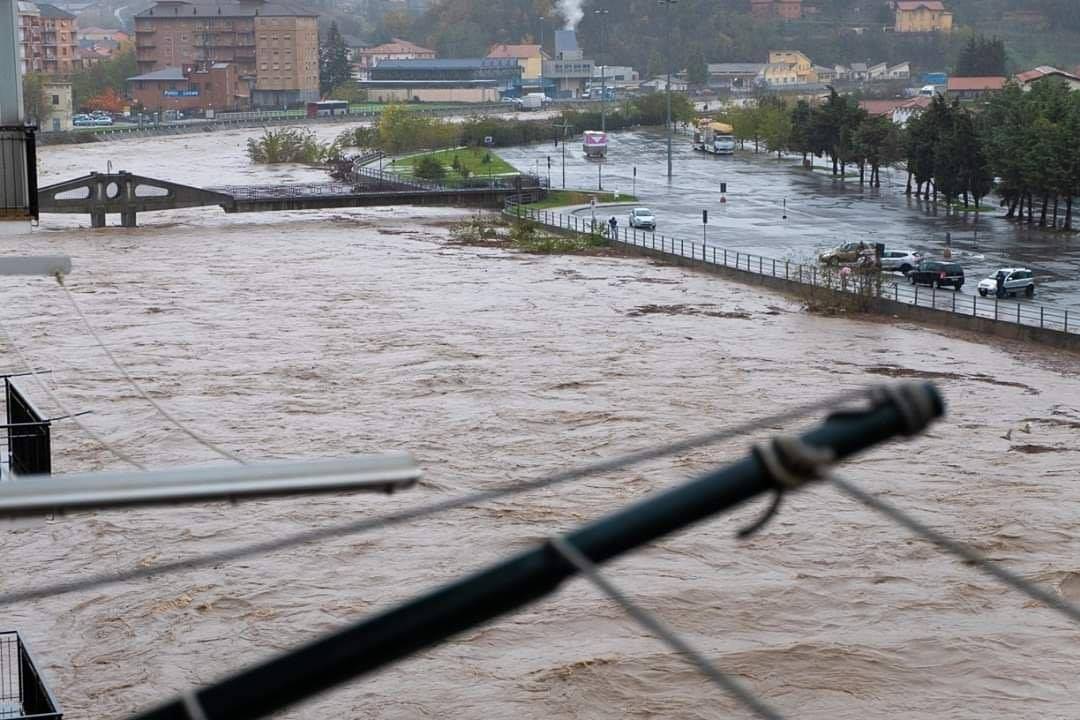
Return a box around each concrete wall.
[365,86,499,103]
[610,240,1080,352]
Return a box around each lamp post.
[594,8,609,132]
[658,0,677,180]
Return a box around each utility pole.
[658,0,677,180]
[538,16,545,88]
[552,118,573,189]
[594,8,609,132]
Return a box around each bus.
[306,100,349,118]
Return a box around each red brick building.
[750,0,802,20]
[128,62,250,112]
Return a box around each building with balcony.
[894,1,953,33]
[133,1,319,108]
[352,37,435,80]
[17,2,80,75]
[763,50,818,87]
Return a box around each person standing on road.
[609,216,618,239]
[996,270,1006,298]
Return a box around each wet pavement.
[497,130,1080,309]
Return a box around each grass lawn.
[389,147,519,183]
[523,190,638,210]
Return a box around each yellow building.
[487,44,547,80]
[764,51,818,86]
[895,1,954,33]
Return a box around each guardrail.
[506,203,1076,337]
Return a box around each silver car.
[628,207,655,230]
[879,250,921,274]
[978,268,1036,298]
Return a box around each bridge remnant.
[37,171,235,227]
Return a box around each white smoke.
[556,0,584,30]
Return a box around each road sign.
[702,209,708,224]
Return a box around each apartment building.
[17,2,80,75]
[134,0,319,107]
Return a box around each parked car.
[908,259,964,290]
[628,207,656,230]
[820,241,874,266]
[72,113,94,127]
[879,250,921,274]
[977,268,1036,298]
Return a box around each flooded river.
[0,126,1079,719]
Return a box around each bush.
[247,128,343,164]
[414,155,447,181]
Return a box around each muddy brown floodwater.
[0,130,1079,719]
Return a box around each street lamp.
[658,0,677,180]
[594,8,609,132]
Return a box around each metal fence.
[508,204,1076,337]
[0,126,37,221]
[2,379,51,478]
[0,632,62,720]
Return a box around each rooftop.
[896,1,947,10]
[947,76,1006,91]
[707,63,766,74]
[36,3,75,18]
[858,96,931,116]
[358,37,435,55]
[135,1,317,18]
[375,58,519,71]
[128,67,187,81]
[1015,66,1080,84]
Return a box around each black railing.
[0,126,37,221]
[3,378,51,477]
[0,632,62,720]
[510,205,1078,337]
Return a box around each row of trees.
[335,93,697,156]
[726,91,907,189]
[984,80,1080,229]
[724,80,1080,230]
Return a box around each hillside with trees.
[396,0,1078,77]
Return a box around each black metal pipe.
[129,383,943,720]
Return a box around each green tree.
[70,44,136,109]
[953,34,1007,77]
[758,102,792,158]
[319,21,351,96]
[853,114,901,187]
[686,47,708,87]
[414,155,447,181]
[21,72,48,126]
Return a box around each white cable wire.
[0,312,146,470]
[548,535,787,720]
[56,277,246,465]
[830,474,1080,626]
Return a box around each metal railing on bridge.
[506,203,1076,337]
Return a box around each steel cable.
[829,474,1080,626]
[0,387,872,607]
[548,535,787,720]
[0,314,146,470]
[55,277,247,465]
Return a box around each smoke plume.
[556,0,584,30]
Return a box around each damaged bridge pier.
[36,169,547,227]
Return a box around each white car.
[978,268,1036,298]
[879,250,921,274]
[628,207,655,230]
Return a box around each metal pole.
[0,0,24,124]
[661,0,676,180]
[129,385,943,720]
[595,8,608,132]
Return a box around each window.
[260,63,268,70]
[51,94,59,104]
[52,118,60,131]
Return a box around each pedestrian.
[840,265,852,291]
[995,270,1006,298]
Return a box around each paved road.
[498,129,1080,309]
